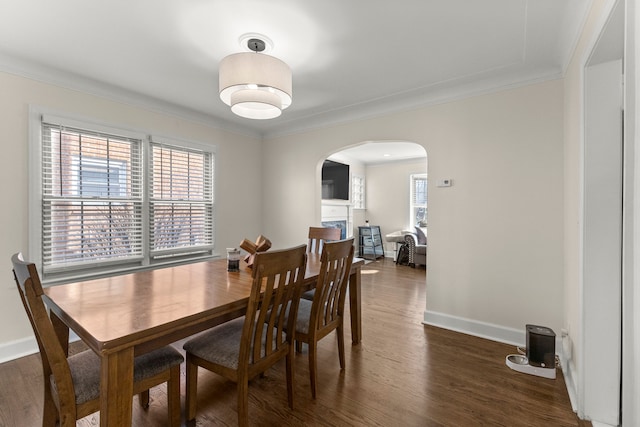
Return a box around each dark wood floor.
[0,258,589,426]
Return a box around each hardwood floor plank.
[1,258,588,426]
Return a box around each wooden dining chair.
[294,238,354,398]
[307,226,341,254]
[11,253,184,427]
[303,226,342,301]
[182,244,308,426]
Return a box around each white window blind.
[41,122,143,272]
[35,111,217,282]
[149,142,214,258]
[410,174,427,228]
[352,174,365,209]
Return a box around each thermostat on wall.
[437,178,452,187]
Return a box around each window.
[33,112,215,282]
[352,174,365,209]
[41,123,144,271]
[149,141,214,259]
[73,157,129,198]
[410,174,427,228]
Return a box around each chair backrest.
[12,253,77,420]
[310,238,355,336]
[241,244,308,368]
[308,227,341,254]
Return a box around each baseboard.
[423,310,526,346]
[423,311,571,357]
[423,310,576,397]
[561,356,579,413]
[0,331,80,364]
[0,336,39,364]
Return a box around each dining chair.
[293,238,354,398]
[11,253,184,427]
[303,226,342,301]
[182,244,308,426]
[307,226,341,254]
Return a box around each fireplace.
[321,220,347,239]
[321,204,351,239]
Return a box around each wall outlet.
[437,178,452,187]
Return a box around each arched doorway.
[318,141,427,262]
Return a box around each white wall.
[0,71,263,360]
[262,79,565,343]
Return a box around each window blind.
[412,175,427,205]
[149,142,214,258]
[352,174,365,209]
[41,122,143,271]
[410,174,427,227]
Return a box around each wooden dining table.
[42,253,364,427]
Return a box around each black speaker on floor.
[526,324,556,368]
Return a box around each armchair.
[404,226,427,267]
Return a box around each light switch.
[437,178,452,187]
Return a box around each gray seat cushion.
[301,289,315,301]
[277,298,313,335]
[57,345,184,405]
[294,299,313,335]
[183,318,246,370]
[183,317,280,370]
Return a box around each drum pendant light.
[219,37,292,120]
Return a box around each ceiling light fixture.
[219,36,292,120]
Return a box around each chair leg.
[185,356,198,421]
[337,324,346,370]
[296,340,303,353]
[286,346,295,410]
[42,386,58,427]
[308,340,318,399]
[168,365,181,427]
[237,378,249,427]
[138,390,150,409]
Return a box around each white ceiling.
[333,142,428,165]
[0,0,590,145]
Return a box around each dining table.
[42,252,364,427]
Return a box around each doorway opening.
[318,141,427,265]
[579,0,623,423]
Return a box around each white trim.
[150,134,218,155]
[423,309,525,346]
[0,336,38,364]
[0,332,80,364]
[28,106,44,267]
[577,1,620,422]
[41,113,146,141]
[424,310,567,370]
[423,310,575,398]
[0,53,259,139]
[562,352,579,412]
[0,51,565,142]
[591,422,617,427]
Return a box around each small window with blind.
[32,111,216,283]
[149,140,214,259]
[352,174,365,209]
[410,173,427,228]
